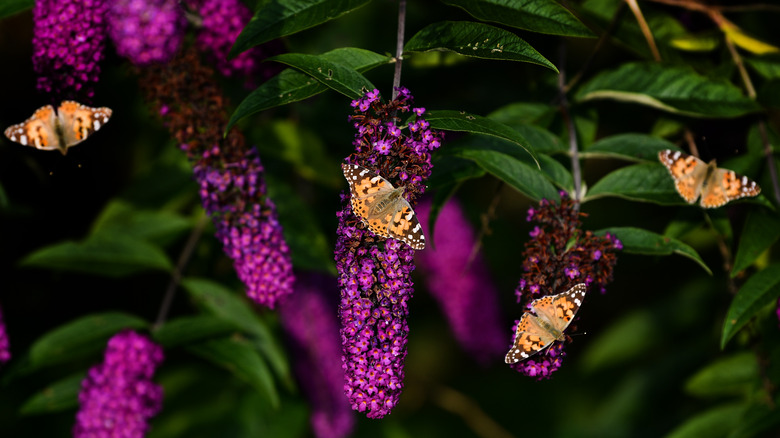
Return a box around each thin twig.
[154,214,209,329]
[558,43,582,205]
[683,129,700,158]
[702,212,738,295]
[625,0,662,61]
[723,35,756,98]
[431,386,516,438]
[646,0,780,14]
[391,0,406,100]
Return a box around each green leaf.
[0,0,32,19]
[404,21,557,72]
[731,209,780,276]
[721,263,780,348]
[685,353,758,398]
[585,163,683,205]
[426,110,539,166]
[91,200,192,244]
[581,310,658,372]
[19,373,84,415]
[595,227,711,275]
[265,53,375,99]
[513,124,566,154]
[453,148,560,201]
[583,133,680,162]
[188,337,279,408]
[428,155,486,190]
[487,101,557,126]
[29,313,148,371]
[227,48,391,132]
[666,403,746,438]
[577,62,761,118]
[20,233,172,277]
[441,0,593,37]
[153,315,238,349]
[230,0,371,57]
[729,394,780,438]
[181,279,292,387]
[745,56,780,80]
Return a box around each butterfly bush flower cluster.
[73,330,163,437]
[335,87,442,418]
[185,0,283,85]
[278,274,355,438]
[142,48,293,308]
[415,198,506,364]
[107,0,186,66]
[511,193,621,379]
[32,0,107,100]
[0,305,10,365]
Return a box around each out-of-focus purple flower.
[107,0,186,66]
[185,0,283,85]
[415,198,506,364]
[336,87,442,419]
[32,0,107,100]
[279,274,355,438]
[73,330,163,437]
[0,305,10,364]
[509,194,620,379]
[141,48,293,308]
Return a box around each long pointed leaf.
[230,0,371,57]
[577,62,761,118]
[721,263,780,348]
[442,0,593,37]
[227,48,391,132]
[265,53,375,99]
[405,21,557,71]
[585,163,683,205]
[596,227,711,275]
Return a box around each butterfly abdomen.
[369,187,404,217]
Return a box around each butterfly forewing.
[505,283,588,364]
[4,105,59,151]
[701,168,761,208]
[658,149,708,203]
[341,163,426,250]
[58,101,112,147]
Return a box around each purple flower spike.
[336,87,443,419]
[32,0,107,100]
[279,274,355,438]
[415,198,506,364]
[107,0,186,66]
[73,330,164,438]
[186,0,283,85]
[0,305,10,365]
[142,48,294,308]
[509,193,620,379]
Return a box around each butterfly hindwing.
[658,149,708,203]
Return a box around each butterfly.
[4,101,112,155]
[658,149,761,208]
[505,283,587,364]
[341,163,425,250]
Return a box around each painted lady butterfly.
[505,283,587,364]
[4,101,112,155]
[342,163,425,250]
[658,149,760,208]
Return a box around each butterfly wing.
[700,167,761,208]
[534,283,587,333]
[658,149,708,204]
[385,200,425,250]
[4,105,60,152]
[505,313,558,363]
[342,163,395,228]
[57,101,112,150]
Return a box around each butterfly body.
[505,284,587,364]
[4,101,112,155]
[342,163,425,250]
[658,149,760,208]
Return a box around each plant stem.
[154,214,208,330]
[391,0,406,100]
[558,43,582,205]
[625,0,662,61]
